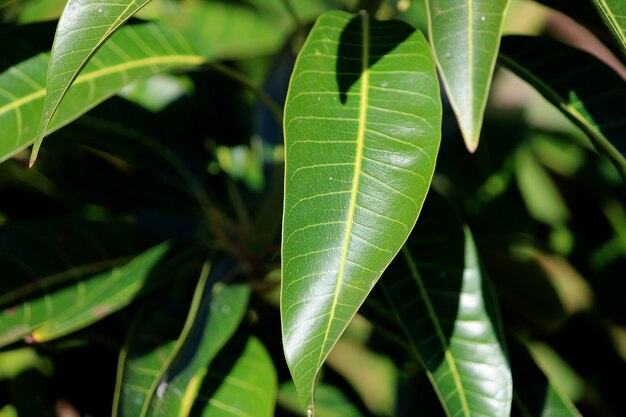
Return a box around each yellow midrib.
[0,54,205,116]
[402,247,471,417]
[597,0,626,44]
[314,10,370,396]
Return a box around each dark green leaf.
[282,10,441,412]
[426,0,511,151]
[380,194,512,417]
[499,35,626,180]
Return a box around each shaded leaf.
[591,0,626,58]
[0,220,165,347]
[281,10,441,411]
[426,0,510,151]
[278,382,366,417]
[191,335,277,417]
[32,0,153,165]
[0,22,205,163]
[380,194,512,417]
[499,35,626,180]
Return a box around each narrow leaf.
[499,35,626,180]
[0,220,173,346]
[426,0,510,151]
[282,10,441,413]
[380,194,512,417]
[31,0,153,166]
[591,0,626,58]
[192,335,277,417]
[0,23,205,163]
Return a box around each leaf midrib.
[595,0,626,48]
[314,10,370,399]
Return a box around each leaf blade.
[591,0,626,58]
[281,10,441,412]
[31,0,153,165]
[426,0,510,151]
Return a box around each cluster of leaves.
[0,1,625,417]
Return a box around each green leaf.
[281,10,441,413]
[508,337,581,417]
[0,220,165,347]
[426,0,511,151]
[31,0,153,166]
[591,0,626,58]
[192,335,277,417]
[0,22,205,163]
[278,382,366,417]
[499,35,626,180]
[380,194,512,417]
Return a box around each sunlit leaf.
[0,220,167,347]
[426,0,511,151]
[281,10,441,412]
[499,35,626,180]
[31,0,153,165]
[380,193,512,417]
[590,0,626,58]
[0,23,206,163]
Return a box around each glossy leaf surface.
[499,35,626,179]
[282,10,441,411]
[426,0,510,151]
[0,23,205,163]
[0,220,166,347]
[380,194,512,417]
[32,0,153,165]
[591,0,626,57]
[115,264,250,417]
[278,382,366,417]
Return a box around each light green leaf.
[193,335,277,417]
[114,260,251,417]
[278,382,366,417]
[380,193,512,417]
[508,337,581,417]
[282,10,441,413]
[591,0,626,57]
[31,0,153,166]
[499,35,626,180]
[0,220,168,347]
[0,23,205,164]
[426,0,510,151]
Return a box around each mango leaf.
[591,0,626,58]
[31,0,153,165]
[508,336,581,417]
[191,335,277,417]
[282,10,441,412]
[426,0,510,151]
[380,193,512,417]
[114,258,251,417]
[0,220,167,347]
[499,35,626,180]
[0,22,205,163]
[278,382,366,417]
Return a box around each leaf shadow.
[336,15,413,104]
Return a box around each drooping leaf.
[31,0,153,165]
[278,382,366,417]
[426,0,511,151]
[380,193,512,417]
[282,10,441,412]
[499,35,626,180]
[0,220,166,347]
[0,22,206,163]
[191,335,277,417]
[508,336,581,417]
[590,0,626,58]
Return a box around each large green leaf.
[278,382,366,417]
[426,0,510,151]
[282,10,441,412]
[380,194,512,417]
[31,0,153,165]
[114,258,250,417]
[0,22,205,163]
[499,35,626,180]
[192,335,277,417]
[0,220,167,347]
[591,0,626,58]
